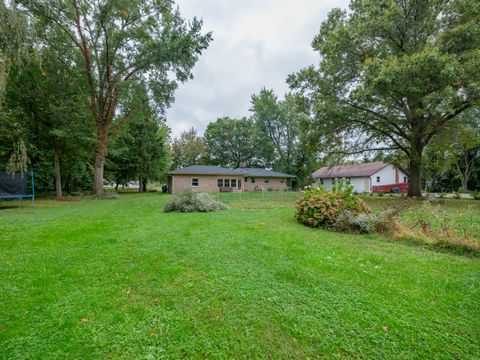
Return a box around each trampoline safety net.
[0,172,28,196]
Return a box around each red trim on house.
[372,182,409,193]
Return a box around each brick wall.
[171,175,244,193]
[243,177,288,191]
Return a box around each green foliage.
[107,82,170,190]
[424,109,480,192]
[0,46,94,194]
[17,0,212,194]
[250,88,317,186]
[164,190,228,213]
[170,127,206,168]
[204,117,257,167]
[295,182,370,227]
[289,0,480,196]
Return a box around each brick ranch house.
[167,165,295,194]
[312,162,409,193]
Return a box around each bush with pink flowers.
[294,182,370,228]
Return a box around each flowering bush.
[294,182,370,228]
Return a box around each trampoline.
[0,171,35,207]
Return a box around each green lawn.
[1,192,479,359]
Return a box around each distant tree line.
[169,88,319,188]
[172,0,480,194]
[2,0,479,197]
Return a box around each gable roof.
[312,162,390,178]
[168,165,295,178]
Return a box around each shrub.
[295,182,370,228]
[164,191,228,213]
[333,211,380,234]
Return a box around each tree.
[2,49,93,199]
[425,109,480,191]
[289,0,480,196]
[170,128,205,168]
[0,2,33,176]
[204,117,257,167]
[107,83,169,192]
[250,89,304,175]
[23,0,212,195]
[0,1,29,105]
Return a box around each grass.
[361,196,480,243]
[1,192,479,359]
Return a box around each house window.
[332,178,336,185]
[192,178,199,187]
[224,179,230,187]
[231,179,237,188]
[264,177,269,183]
[320,178,324,185]
[403,176,407,183]
[346,177,351,184]
[238,180,241,189]
[218,179,223,187]
[251,177,256,184]
[376,176,381,183]
[280,179,285,184]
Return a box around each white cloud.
[166,0,350,137]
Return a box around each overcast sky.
[166,0,350,138]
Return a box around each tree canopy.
[289,0,480,196]
[204,117,257,168]
[21,0,212,194]
[171,127,205,169]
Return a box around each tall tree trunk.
[462,177,468,191]
[53,149,62,200]
[408,141,424,197]
[138,177,147,192]
[93,122,108,196]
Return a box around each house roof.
[168,165,240,176]
[168,165,295,178]
[312,162,390,178]
[235,167,295,178]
